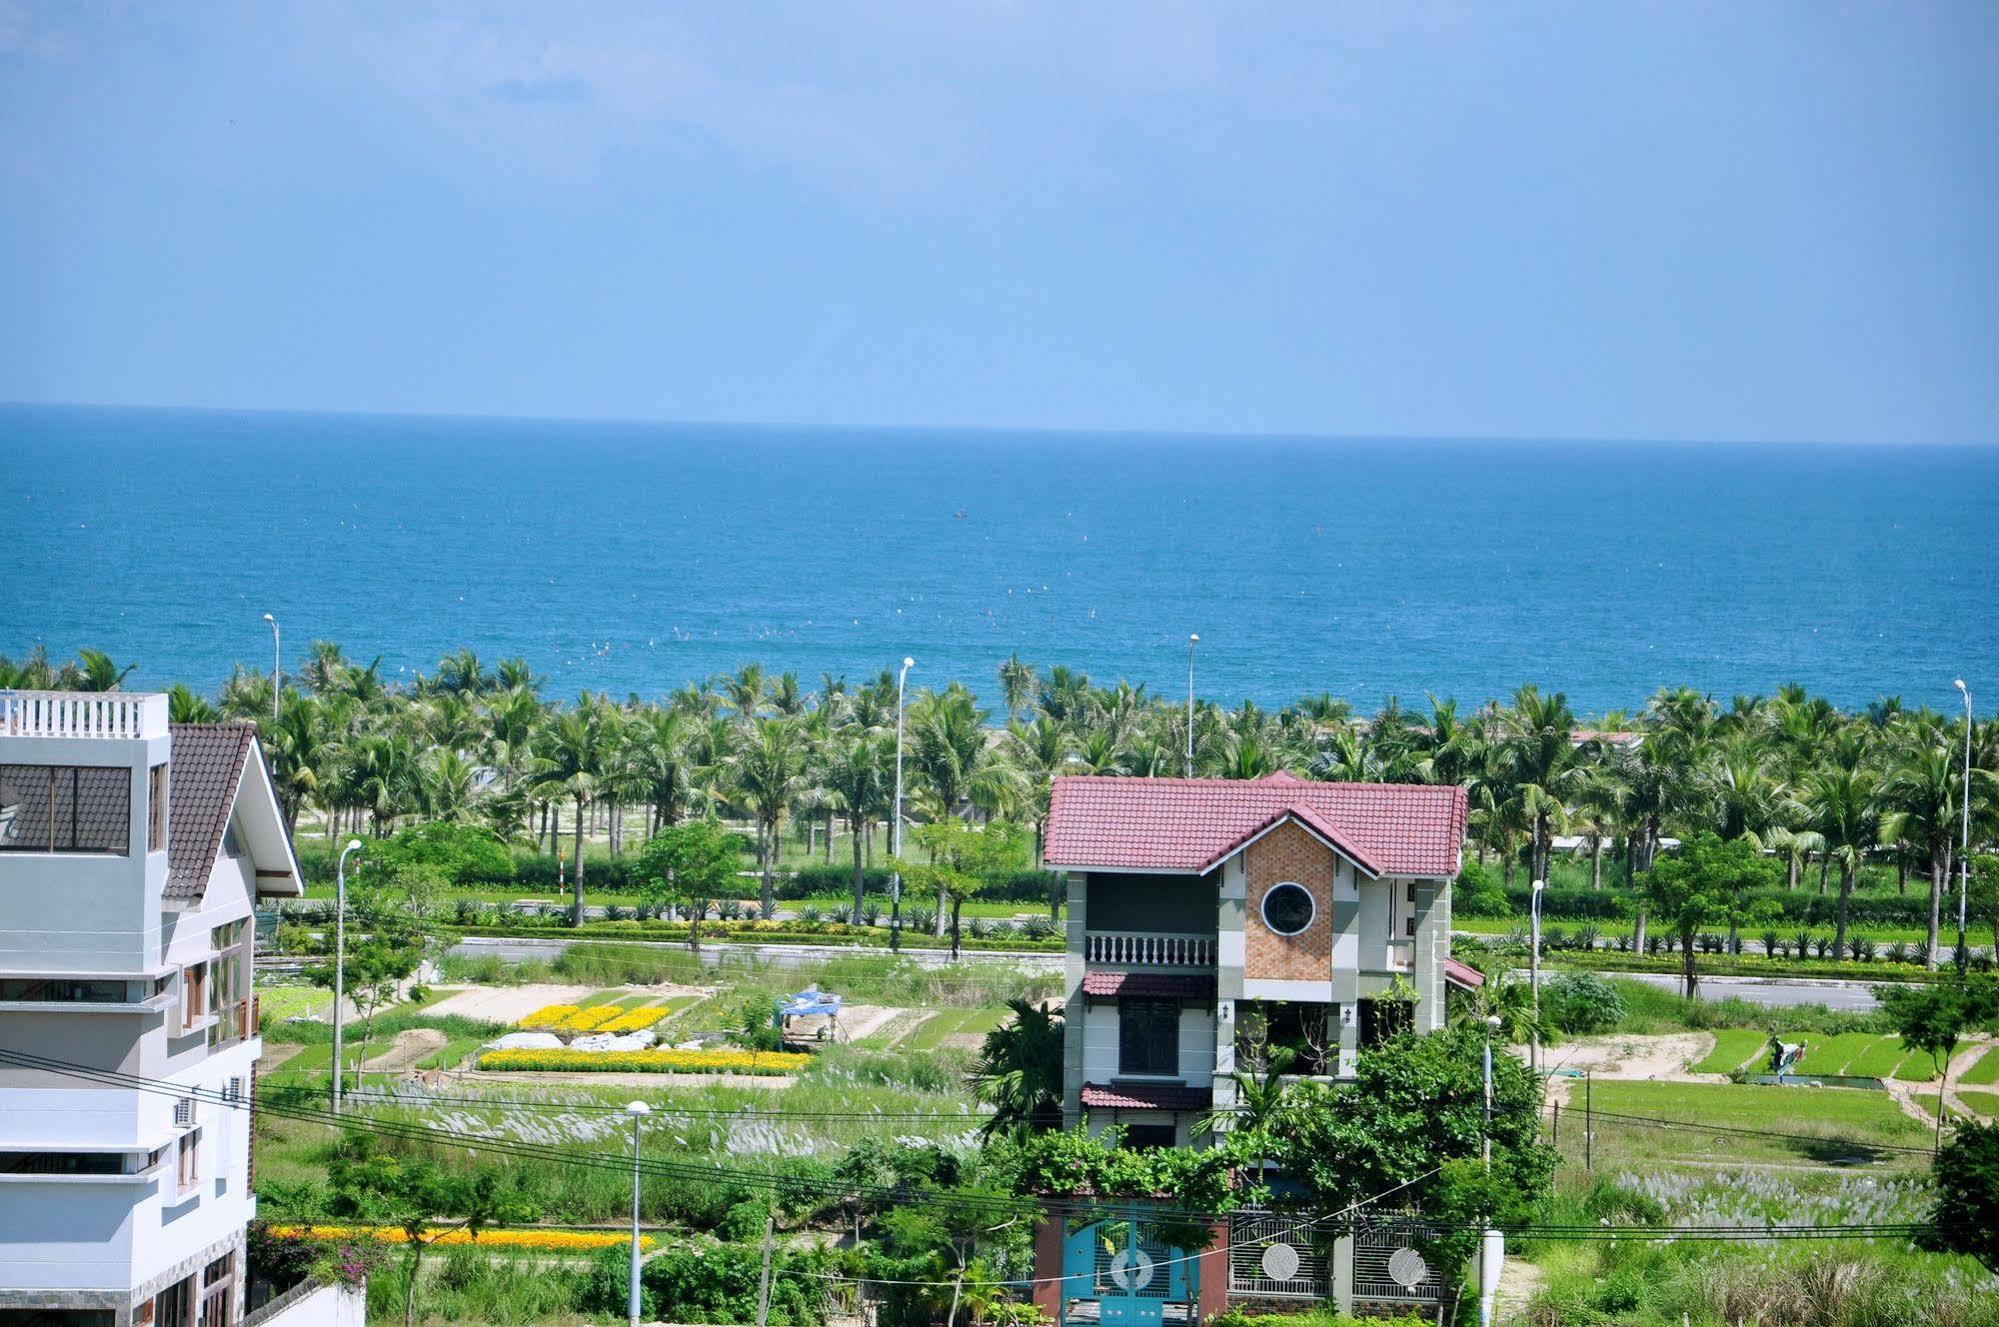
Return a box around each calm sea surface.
[2,404,1995,716]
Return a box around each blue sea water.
[2,403,1995,717]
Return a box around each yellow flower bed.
[597,1007,670,1034]
[268,1224,653,1251]
[559,1005,622,1032]
[476,1047,808,1075]
[517,1004,580,1030]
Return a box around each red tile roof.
[1043,774,1467,878]
[1444,957,1486,990]
[1080,972,1218,1000]
[1080,1082,1213,1112]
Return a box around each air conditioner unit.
[174,1097,195,1128]
[222,1078,243,1103]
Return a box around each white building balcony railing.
[0,691,169,740]
[1085,930,1214,967]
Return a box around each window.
[1358,997,1413,1048]
[0,1150,125,1176]
[1118,1000,1180,1076]
[155,1275,193,1327]
[176,1131,199,1191]
[0,764,130,853]
[149,764,169,852]
[1260,881,1316,936]
[1121,1123,1178,1151]
[1235,1001,1334,1076]
[182,964,208,1030]
[0,978,129,1003]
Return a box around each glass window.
[0,978,129,1003]
[1118,1000,1180,1076]
[1121,1123,1178,1151]
[1260,881,1316,936]
[0,764,130,854]
[149,764,169,852]
[0,1151,125,1175]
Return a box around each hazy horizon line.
[5,396,1995,452]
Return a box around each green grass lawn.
[902,1007,1010,1052]
[257,985,329,1023]
[1958,1089,1999,1118]
[1842,1035,1916,1078]
[1890,1049,1944,1081]
[1792,1032,1885,1076]
[1958,1044,1999,1085]
[1691,1028,1767,1074]
[1564,1079,1932,1172]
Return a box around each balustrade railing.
[0,691,168,739]
[1085,930,1214,967]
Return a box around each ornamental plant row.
[267,1224,653,1251]
[475,1047,808,1074]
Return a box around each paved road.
[1524,968,1883,1012]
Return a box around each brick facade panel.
[1244,821,1333,981]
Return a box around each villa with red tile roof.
[1042,770,1478,1149]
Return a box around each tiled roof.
[164,723,258,900]
[1043,774,1467,878]
[1080,1082,1213,1112]
[1444,957,1486,990]
[1080,972,1218,1000]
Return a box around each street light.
[331,838,362,1115]
[1955,680,1973,974]
[262,614,280,726]
[1529,879,1546,1073]
[625,1100,650,1327]
[1185,634,1199,778]
[890,657,914,954]
[1479,1014,1504,1327]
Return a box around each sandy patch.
[364,1028,449,1073]
[258,1043,306,1071]
[826,1004,899,1044]
[1535,1033,1716,1100]
[424,984,601,1024]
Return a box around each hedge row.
[1462,882,1948,929]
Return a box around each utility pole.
[890,656,913,953]
[1584,1070,1594,1172]
[1185,634,1199,778]
[754,1215,776,1327]
[1955,679,1973,973]
[331,838,362,1116]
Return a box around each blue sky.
[2,2,1995,444]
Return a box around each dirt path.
[1536,1032,1717,1107]
[1495,1253,1544,1324]
[364,1027,448,1072]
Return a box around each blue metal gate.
[1058,1205,1199,1327]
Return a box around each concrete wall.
[1079,999,1216,1088]
[256,1280,367,1327]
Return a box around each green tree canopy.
[1642,830,1779,997]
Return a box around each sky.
[2,2,1996,445]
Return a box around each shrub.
[1452,860,1511,918]
[585,1242,828,1326]
[1542,972,1626,1035]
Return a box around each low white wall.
[254,1280,366,1327]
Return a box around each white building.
[0,692,303,1327]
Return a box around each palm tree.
[73,649,135,692]
[728,717,806,916]
[822,729,892,922]
[530,709,607,924]
[1806,765,1880,960]
[350,732,420,837]
[970,999,1064,1139]
[1501,685,1585,886]
[997,654,1037,720]
[1881,744,1960,970]
[167,682,220,724]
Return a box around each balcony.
[1085,930,1214,967]
[0,691,168,740]
[1386,939,1415,973]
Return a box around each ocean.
[2,403,1994,717]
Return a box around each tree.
[1878,979,1970,1153]
[635,817,738,950]
[327,1133,531,1327]
[1806,765,1881,959]
[1882,744,1963,970]
[969,999,1064,1139]
[306,862,442,1074]
[530,708,606,925]
[1642,832,1778,997]
[822,729,892,923]
[1927,1119,1999,1270]
[729,717,806,917]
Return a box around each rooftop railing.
[0,691,169,740]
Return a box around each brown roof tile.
[1080,1082,1213,1112]
[164,723,258,900]
[1080,972,1217,1000]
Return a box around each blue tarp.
[781,990,842,1019]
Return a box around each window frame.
[1117,999,1181,1078]
[1260,881,1317,937]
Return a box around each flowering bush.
[269,1223,654,1252]
[475,1047,807,1075]
[560,1005,621,1032]
[517,1004,580,1030]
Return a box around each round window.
[1261,881,1316,936]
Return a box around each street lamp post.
[1185,634,1199,778]
[1529,879,1546,1073]
[625,1100,650,1327]
[890,657,913,954]
[331,838,362,1115]
[262,614,280,726]
[1479,1015,1504,1327]
[1955,680,1973,973]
